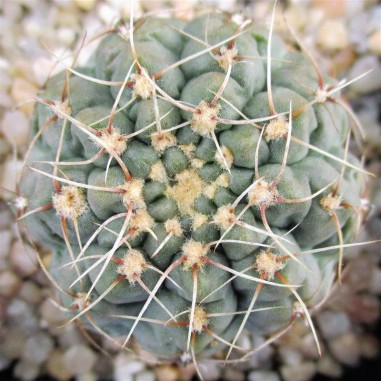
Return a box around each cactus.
[18,7,370,377]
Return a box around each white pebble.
[14,359,41,381]
[329,332,360,365]
[8,299,40,333]
[10,240,39,277]
[281,362,316,381]
[1,110,29,146]
[248,370,281,381]
[278,346,303,366]
[22,332,54,364]
[1,158,23,195]
[135,370,156,381]
[39,298,68,325]
[64,345,97,375]
[316,311,351,340]
[317,19,349,50]
[114,353,145,380]
[97,3,119,25]
[348,55,381,95]
[368,29,381,56]
[58,27,76,46]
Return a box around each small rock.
[0,270,22,297]
[221,367,245,381]
[10,240,39,277]
[10,77,38,115]
[155,364,179,381]
[39,298,68,325]
[248,370,281,381]
[347,55,381,95]
[14,359,40,381]
[317,19,349,50]
[46,349,73,381]
[278,346,303,366]
[17,281,42,304]
[281,361,316,381]
[1,110,29,146]
[135,370,156,381]
[114,353,145,380]
[1,158,23,197]
[199,359,220,380]
[368,29,381,56]
[316,355,343,378]
[316,311,351,340]
[63,344,97,375]
[22,332,54,364]
[329,332,360,365]
[7,298,39,333]
[2,328,27,359]
[0,230,12,260]
[73,0,96,11]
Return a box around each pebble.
[46,349,73,381]
[280,362,316,381]
[316,311,351,340]
[248,335,274,368]
[316,19,349,50]
[278,346,303,366]
[135,370,156,381]
[155,364,179,381]
[10,240,39,277]
[1,158,23,196]
[114,354,145,380]
[39,298,68,325]
[248,370,281,381]
[347,55,381,95]
[73,0,96,11]
[13,359,40,381]
[0,230,12,270]
[199,360,220,380]
[368,29,381,56]
[1,110,29,147]
[316,355,343,378]
[0,270,22,297]
[10,77,38,115]
[7,298,40,333]
[222,367,245,381]
[329,332,360,365]
[16,281,42,305]
[63,344,97,375]
[21,332,54,364]
[1,327,27,359]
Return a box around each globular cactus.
[18,8,370,376]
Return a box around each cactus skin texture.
[20,11,366,369]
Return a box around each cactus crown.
[19,6,369,377]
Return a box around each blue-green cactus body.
[20,12,364,361]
